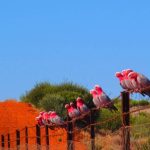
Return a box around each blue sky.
[0,0,150,100]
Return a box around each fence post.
[1,135,4,150]
[90,109,95,150]
[8,133,10,150]
[16,130,20,150]
[121,91,130,150]
[25,127,28,150]
[67,116,74,150]
[45,125,49,150]
[36,124,41,150]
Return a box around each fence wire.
[1,89,150,149]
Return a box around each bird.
[94,85,118,111]
[36,116,44,126]
[36,112,46,126]
[128,72,140,91]
[115,72,128,90]
[65,103,80,119]
[70,102,81,117]
[90,89,101,108]
[76,97,90,114]
[42,112,49,125]
[65,104,73,118]
[121,69,134,90]
[128,71,150,97]
[49,111,65,126]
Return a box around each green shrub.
[20,82,56,107]
[20,82,90,106]
[39,94,65,115]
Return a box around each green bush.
[39,94,65,115]
[20,82,90,106]
[20,82,56,107]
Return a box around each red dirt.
[0,100,87,150]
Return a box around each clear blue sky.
[0,0,150,100]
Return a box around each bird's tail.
[141,90,150,97]
[109,104,118,112]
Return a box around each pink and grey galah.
[115,69,135,91]
[128,71,150,97]
[94,85,118,111]
[76,97,90,114]
[128,72,140,90]
[90,89,101,108]
[48,111,65,126]
[36,112,47,126]
[121,69,134,90]
[70,102,81,117]
[115,72,128,90]
[65,103,80,119]
[36,115,45,126]
[42,112,50,125]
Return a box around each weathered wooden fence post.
[1,135,4,150]
[45,125,49,150]
[16,130,20,150]
[25,127,28,150]
[67,116,74,150]
[36,124,41,150]
[121,91,130,150]
[8,133,10,150]
[90,109,95,150]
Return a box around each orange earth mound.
[0,100,87,150]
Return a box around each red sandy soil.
[0,100,87,150]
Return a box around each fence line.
[1,90,150,149]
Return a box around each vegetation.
[97,108,121,131]
[20,82,92,117]
[130,99,150,107]
[21,81,150,133]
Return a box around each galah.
[128,72,150,96]
[65,104,73,118]
[36,116,44,126]
[36,111,46,126]
[115,72,128,90]
[70,102,81,117]
[94,85,118,111]
[90,89,101,108]
[76,97,90,114]
[47,111,54,125]
[65,104,79,119]
[121,69,134,90]
[128,72,140,90]
[42,112,49,125]
[49,111,65,126]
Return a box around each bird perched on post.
[48,111,65,126]
[35,111,46,126]
[121,69,134,90]
[36,115,44,126]
[90,89,101,108]
[65,102,81,119]
[76,97,90,114]
[128,71,150,97]
[70,102,81,117]
[128,72,140,91]
[115,72,128,90]
[94,85,118,111]
[115,69,134,91]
